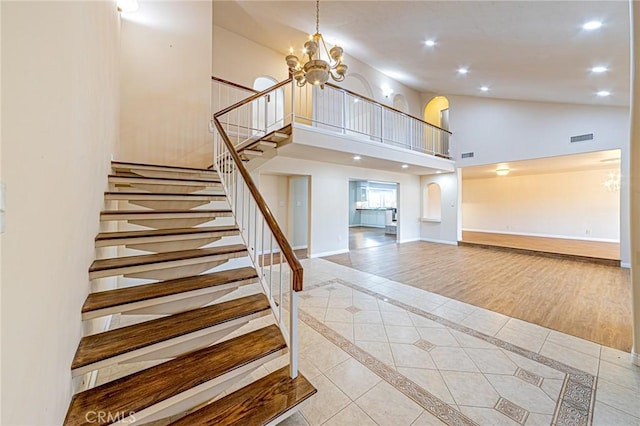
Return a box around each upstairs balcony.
[211,76,454,173]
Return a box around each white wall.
[448,95,631,263]
[289,176,309,248]
[260,174,289,234]
[1,2,120,423]
[462,169,621,241]
[119,1,212,167]
[420,172,459,244]
[256,157,421,257]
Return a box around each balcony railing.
[211,76,452,159]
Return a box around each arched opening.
[252,76,284,135]
[423,182,442,221]
[424,96,450,155]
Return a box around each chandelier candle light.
[285,0,348,88]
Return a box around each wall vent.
[570,133,594,143]
[461,152,474,158]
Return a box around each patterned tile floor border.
[299,278,597,426]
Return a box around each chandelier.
[285,0,347,88]
[603,171,621,192]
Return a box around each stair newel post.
[289,284,299,379]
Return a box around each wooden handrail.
[325,82,452,134]
[213,77,304,292]
[215,78,292,118]
[211,76,259,94]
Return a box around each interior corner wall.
[420,172,459,244]
[1,2,120,424]
[213,25,289,88]
[211,24,424,118]
[255,157,421,257]
[119,1,212,168]
[462,169,621,241]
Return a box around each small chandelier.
[285,0,347,88]
[604,171,621,192]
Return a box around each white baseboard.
[420,237,458,246]
[632,351,640,367]
[310,248,349,258]
[621,262,631,268]
[399,237,420,244]
[462,228,619,243]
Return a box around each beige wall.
[1,1,120,423]
[462,168,621,241]
[119,1,212,167]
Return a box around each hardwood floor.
[324,241,632,351]
[349,226,397,250]
[462,230,620,261]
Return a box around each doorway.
[348,179,398,250]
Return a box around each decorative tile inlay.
[298,309,478,426]
[345,306,362,314]
[414,339,435,352]
[495,397,529,425]
[515,367,543,387]
[299,278,598,426]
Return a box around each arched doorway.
[252,76,284,135]
[424,96,450,155]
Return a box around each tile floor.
[277,258,640,426]
[96,258,640,425]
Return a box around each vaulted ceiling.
[213,1,630,107]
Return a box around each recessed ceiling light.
[480,86,489,92]
[591,66,608,73]
[582,20,602,30]
[353,155,361,160]
[436,171,442,174]
[401,164,409,169]
[496,167,510,176]
[425,39,436,47]
[597,90,611,97]
[457,67,469,75]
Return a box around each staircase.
[65,161,315,425]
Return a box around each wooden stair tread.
[171,367,316,426]
[95,225,238,241]
[82,267,257,314]
[112,161,220,174]
[65,325,286,426]
[72,293,269,371]
[109,174,221,184]
[89,245,246,272]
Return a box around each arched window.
[423,182,442,221]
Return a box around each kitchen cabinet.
[358,209,388,228]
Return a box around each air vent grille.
[461,152,474,159]
[570,133,594,143]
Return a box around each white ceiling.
[461,149,621,179]
[213,1,630,107]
